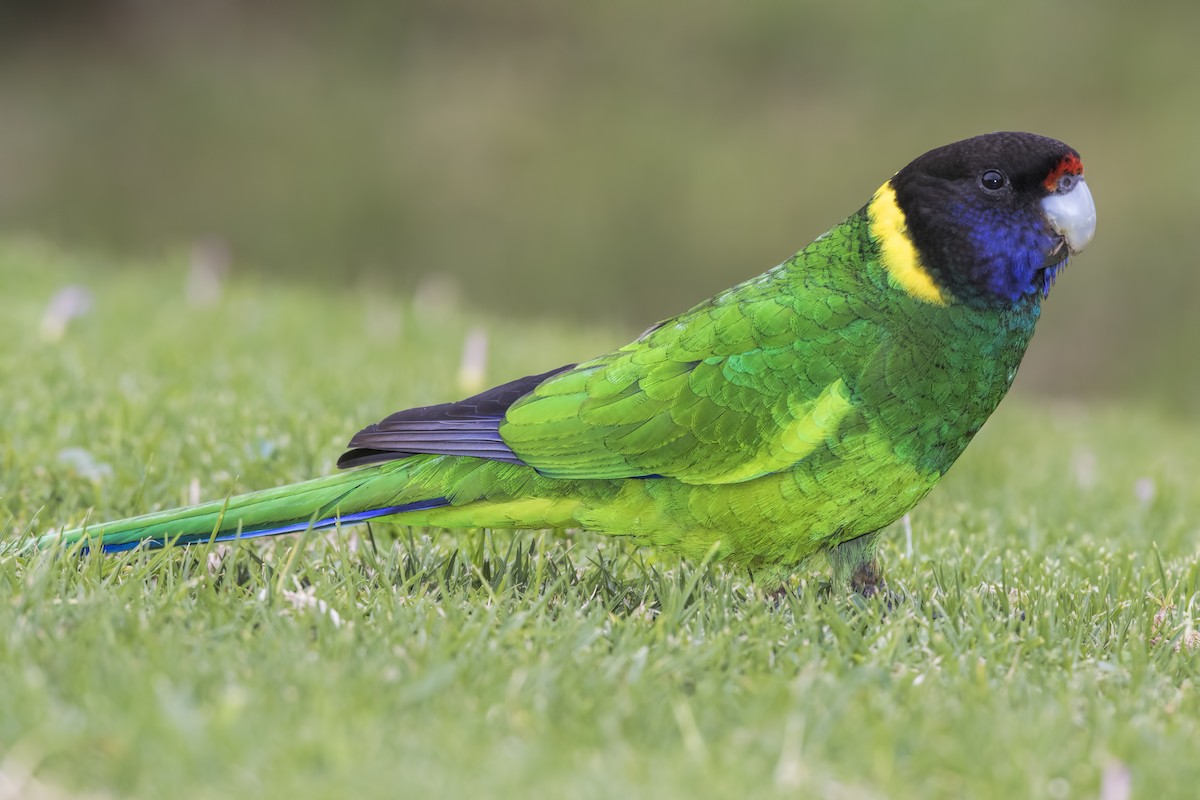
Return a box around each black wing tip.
[337,449,394,470]
[336,364,576,470]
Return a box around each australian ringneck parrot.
[35,132,1096,594]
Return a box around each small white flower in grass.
[1099,761,1131,800]
[56,448,112,482]
[185,237,230,308]
[1134,478,1156,505]
[40,285,93,341]
[1150,604,1200,653]
[1072,449,1097,489]
[206,545,232,576]
[458,326,489,393]
[275,584,345,628]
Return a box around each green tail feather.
[35,461,450,553]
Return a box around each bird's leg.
[829,533,886,598]
[750,564,797,603]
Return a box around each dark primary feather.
[337,365,574,468]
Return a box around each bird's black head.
[871,132,1096,307]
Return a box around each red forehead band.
[1043,153,1084,191]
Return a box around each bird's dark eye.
[981,169,1007,191]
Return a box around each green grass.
[3,239,1200,799]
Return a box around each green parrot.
[38,132,1096,595]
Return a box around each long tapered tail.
[35,461,450,554]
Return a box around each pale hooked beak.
[1041,175,1096,264]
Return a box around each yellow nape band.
[868,182,950,306]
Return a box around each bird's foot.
[827,535,905,610]
[749,564,799,605]
[849,557,885,598]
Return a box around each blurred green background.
[1,0,1196,408]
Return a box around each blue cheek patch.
[955,205,1057,302]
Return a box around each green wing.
[500,263,878,484]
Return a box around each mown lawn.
[2,241,1199,799]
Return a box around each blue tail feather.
[95,497,450,554]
